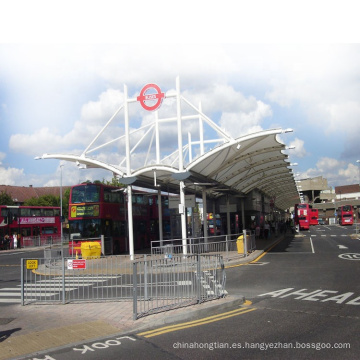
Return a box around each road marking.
[337,245,348,249]
[0,292,23,296]
[0,252,26,256]
[310,237,315,253]
[339,253,360,260]
[0,275,120,304]
[137,307,257,338]
[258,288,360,305]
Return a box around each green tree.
[102,176,125,187]
[0,190,15,205]
[24,191,70,220]
[24,195,59,207]
[62,188,70,219]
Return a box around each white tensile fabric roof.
[39,129,299,211]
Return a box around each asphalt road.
[0,248,46,305]
[13,224,359,359]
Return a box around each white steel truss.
[36,77,299,257]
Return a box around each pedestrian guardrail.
[133,254,226,319]
[151,230,256,260]
[20,253,226,320]
[21,235,66,249]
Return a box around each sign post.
[137,83,165,111]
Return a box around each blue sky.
[0,1,359,190]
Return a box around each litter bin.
[236,235,244,254]
[81,241,101,259]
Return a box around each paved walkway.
[0,234,285,360]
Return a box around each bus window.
[31,208,41,217]
[42,227,57,234]
[43,208,54,216]
[20,208,31,216]
[21,227,31,236]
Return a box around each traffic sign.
[67,259,86,269]
[137,83,165,111]
[26,259,38,270]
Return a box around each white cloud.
[0,152,6,164]
[1,44,360,189]
[265,45,360,141]
[9,128,65,156]
[304,157,359,187]
[288,138,308,158]
[0,166,25,185]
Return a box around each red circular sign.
[137,83,165,111]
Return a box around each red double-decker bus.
[0,205,61,249]
[68,183,170,256]
[294,203,310,230]
[337,205,354,225]
[310,208,319,226]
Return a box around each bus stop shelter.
[36,77,300,258]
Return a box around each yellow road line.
[0,264,20,267]
[225,238,283,268]
[137,307,257,338]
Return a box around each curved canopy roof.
[38,129,299,210]
[36,79,299,211]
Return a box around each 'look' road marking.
[137,306,257,338]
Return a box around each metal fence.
[21,253,226,319]
[151,230,256,261]
[21,235,65,248]
[133,254,226,319]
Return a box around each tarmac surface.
[0,235,284,360]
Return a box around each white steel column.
[176,76,187,254]
[188,132,192,163]
[180,181,187,254]
[155,110,160,163]
[199,102,204,156]
[124,84,134,260]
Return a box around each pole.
[60,164,64,255]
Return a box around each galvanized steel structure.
[36,77,300,258]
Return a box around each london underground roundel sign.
[137,83,165,111]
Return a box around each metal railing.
[21,253,226,320]
[151,230,256,261]
[133,254,226,319]
[20,235,66,248]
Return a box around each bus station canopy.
[38,128,299,211]
[36,79,299,211]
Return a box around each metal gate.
[133,254,226,319]
[21,254,226,319]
